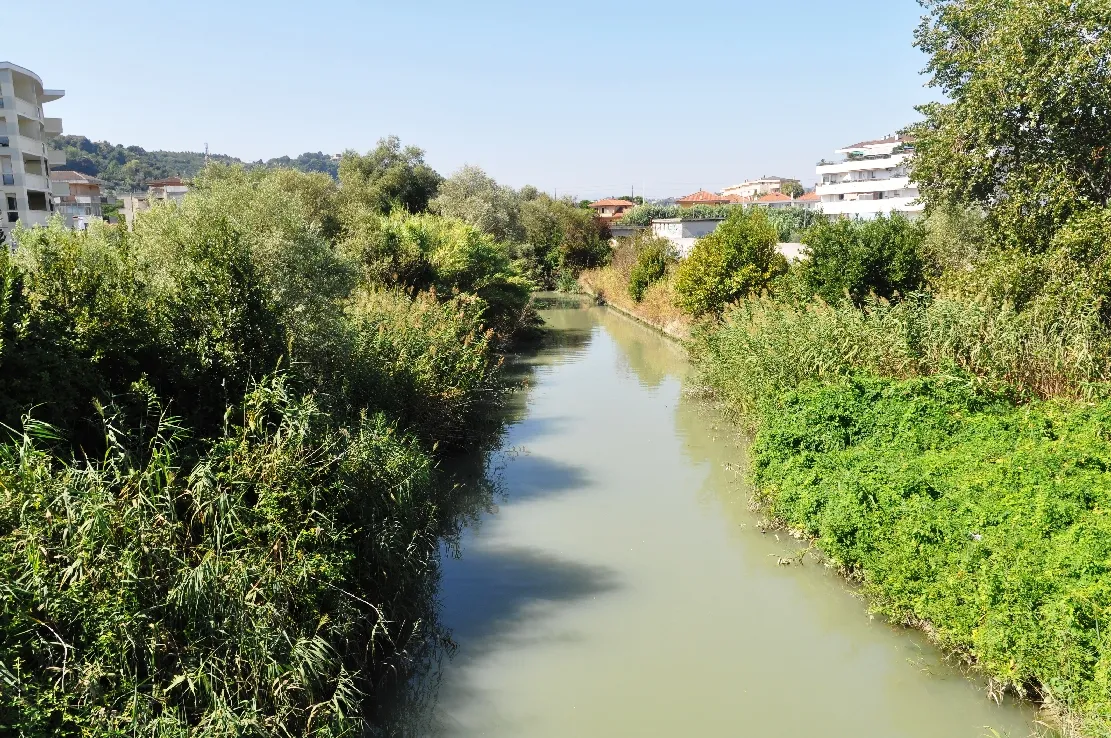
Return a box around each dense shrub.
[753,374,1111,737]
[801,215,928,305]
[690,292,1111,421]
[338,211,532,340]
[627,237,674,302]
[763,206,823,243]
[0,380,440,736]
[0,163,522,734]
[673,207,786,316]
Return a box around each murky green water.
[411,297,1048,737]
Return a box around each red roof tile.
[797,191,820,201]
[147,177,185,187]
[677,190,730,205]
[757,192,793,203]
[589,198,635,208]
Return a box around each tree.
[779,181,804,199]
[801,214,928,305]
[430,165,523,243]
[338,136,442,216]
[673,207,786,316]
[519,195,609,287]
[911,0,1111,250]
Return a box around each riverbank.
[690,303,1111,738]
[578,267,691,340]
[580,265,1107,737]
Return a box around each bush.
[690,292,1111,421]
[753,374,1111,736]
[763,206,824,243]
[0,380,440,736]
[339,211,532,340]
[673,207,786,316]
[627,237,674,302]
[801,214,928,305]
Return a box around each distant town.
[2,60,918,254]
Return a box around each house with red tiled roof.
[588,198,636,220]
[722,177,802,200]
[795,190,821,211]
[753,192,797,210]
[676,190,732,207]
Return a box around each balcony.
[816,177,912,197]
[19,211,50,228]
[51,180,69,197]
[16,135,47,158]
[815,153,909,175]
[47,148,66,167]
[817,195,924,218]
[23,173,50,192]
[14,97,42,120]
[44,117,62,135]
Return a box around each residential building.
[120,177,190,227]
[51,170,106,230]
[814,136,922,219]
[796,190,822,211]
[148,177,189,204]
[721,176,800,200]
[753,192,797,210]
[0,62,65,240]
[650,217,723,257]
[676,190,732,207]
[588,198,635,222]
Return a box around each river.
[400,295,1049,737]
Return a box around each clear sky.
[6,0,936,198]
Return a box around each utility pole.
[204,142,209,164]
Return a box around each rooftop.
[147,177,186,187]
[51,170,105,186]
[797,191,820,202]
[589,198,635,208]
[757,192,793,203]
[677,190,731,205]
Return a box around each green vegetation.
[673,207,786,317]
[628,236,675,302]
[57,134,342,191]
[0,160,534,734]
[433,165,609,289]
[800,215,928,305]
[752,375,1111,732]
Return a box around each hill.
[55,135,340,192]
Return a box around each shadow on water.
[373,297,604,734]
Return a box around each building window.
[0,137,7,147]
[6,213,15,223]
[5,195,14,210]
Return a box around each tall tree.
[338,136,442,216]
[911,0,1111,249]
[430,165,523,243]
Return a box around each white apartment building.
[814,136,922,219]
[721,176,799,200]
[0,62,65,240]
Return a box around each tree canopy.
[911,0,1111,249]
[338,136,442,216]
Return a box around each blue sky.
[7,1,936,198]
